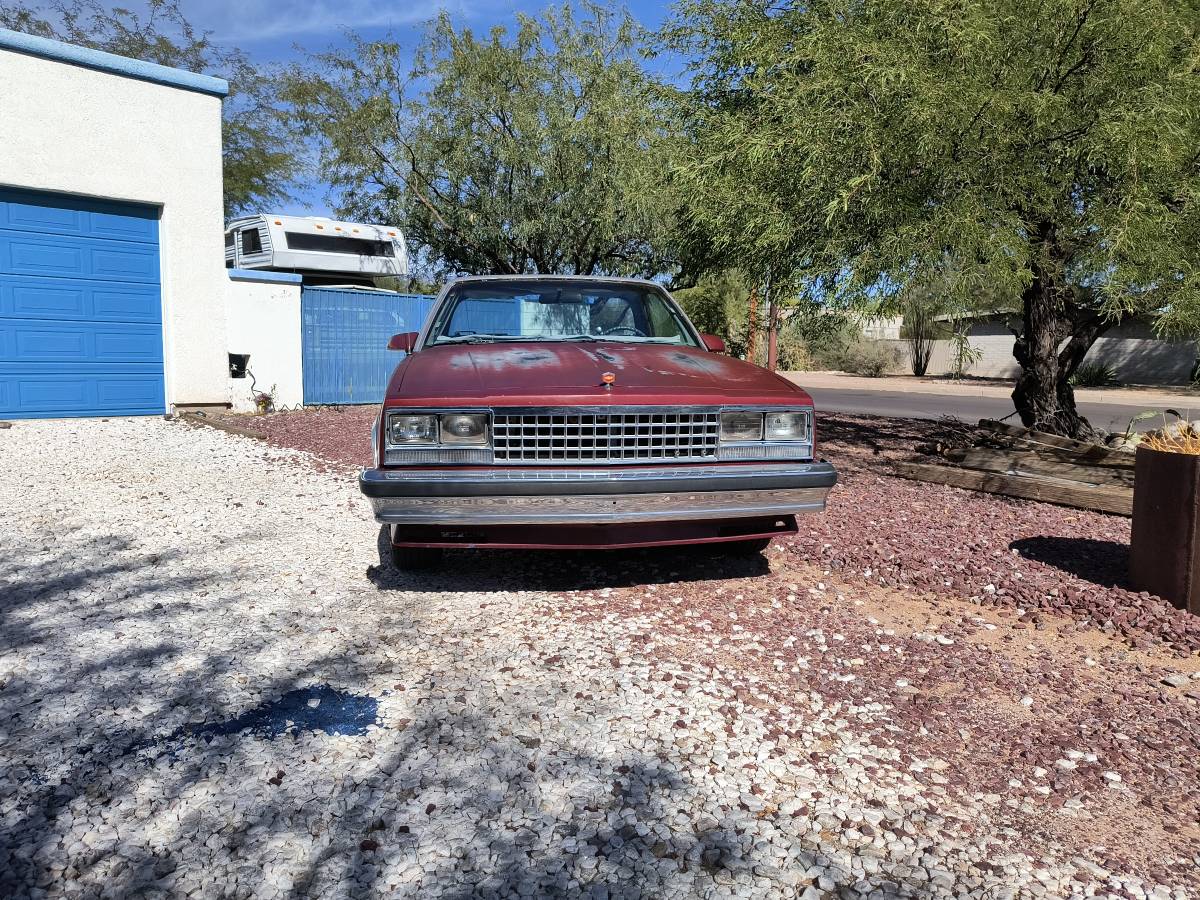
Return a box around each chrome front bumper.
[359,462,837,525]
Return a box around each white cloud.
[190,0,463,43]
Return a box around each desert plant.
[946,325,982,378]
[775,327,812,371]
[824,340,900,377]
[900,295,943,376]
[253,384,277,415]
[1142,426,1200,455]
[1139,410,1200,454]
[1069,362,1120,388]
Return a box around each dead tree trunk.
[746,286,760,365]
[766,288,780,371]
[1010,225,1117,440]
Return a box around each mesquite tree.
[285,3,676,279]
[665,0,1200,437]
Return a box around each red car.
[359,276,836,569]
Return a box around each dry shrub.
[1142,420,1200,455]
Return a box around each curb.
[178,411,267,441]
[786,373,1200,410]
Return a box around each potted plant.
[1130,420,1200,614]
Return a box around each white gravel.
[0,417,1191,899]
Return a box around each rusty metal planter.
[1130,446,1200,614]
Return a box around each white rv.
[224,214,408,284]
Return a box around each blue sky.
[184,0,673,59]
[181,0,676,214]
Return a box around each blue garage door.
[0,188,164,419]
[302,287,436,405]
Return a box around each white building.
[0,28,235,418]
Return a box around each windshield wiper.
[436,334,520,345]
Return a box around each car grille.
[492,409,721,464]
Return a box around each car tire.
[390,545,444,571]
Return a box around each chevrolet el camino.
[359,276,837,569]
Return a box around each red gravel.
[555,567,1200,885]
[210,406,1200,654]
[210,406,376,471]
[806,415,1200,656]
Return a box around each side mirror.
[701,333,726,354]
[387,332,418,352]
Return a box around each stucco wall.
[224,274,303,412]
[878,320,1197,384]
[0,47,229,407]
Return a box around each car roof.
[446,274,664,290]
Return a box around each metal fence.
[300,287,436,405]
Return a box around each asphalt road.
[807,386,1176,433]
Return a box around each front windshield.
[426,280,700,347]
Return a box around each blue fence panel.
[301,287,436,405]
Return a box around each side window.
[240,228,263,255]
[646,296,683,339]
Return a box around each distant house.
[861,315,902,341]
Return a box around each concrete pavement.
[783,372,1200,433]
[785,371,1200,408]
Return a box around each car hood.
[385,342,813,407]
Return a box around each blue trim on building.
[0,28,229,97]
[228,268,304,285]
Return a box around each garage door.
[0,188,164,419]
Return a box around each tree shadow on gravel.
[276,702,708,899]
[818,411,950,455]
[367,526,771,593]
[1009,536,1131,589]
[0,531,364,897]
[266,681,913,899]
[1,531,945,899]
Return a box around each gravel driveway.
[2,417,1198,899]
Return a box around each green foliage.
[666,0,1200,314]
[673,270,751,344]
[1070,362,1121,387]
[284,4,676,278]
[948,328,984,379]
[0,0,302,216]
[773,300,864,371]
[672,271,859,370]
[664,0,1200,432]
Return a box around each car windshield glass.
[427,280,700,347]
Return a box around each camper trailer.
[224,214,408,285]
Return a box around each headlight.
[720,411,764,442]
[389,414,437,444]
[764,411,809,442]
[440,413,489,445]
